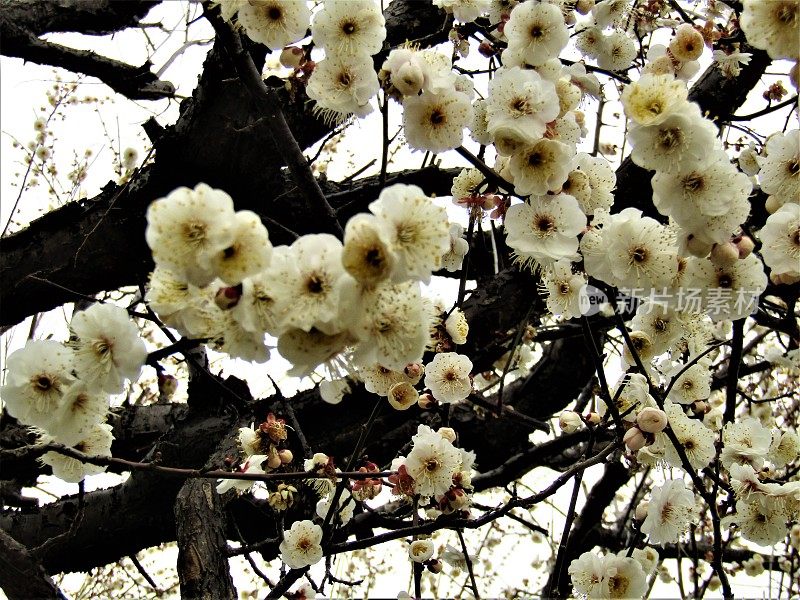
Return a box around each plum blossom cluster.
[1,303,147,482]
[390,425,476,516]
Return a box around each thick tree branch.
[0,9,174,100]
[0,528,60,600]
[0,0,159,37]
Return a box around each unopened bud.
[214,285,241,309]
[404,362,424,383]
[427,559,443,574]
[635,500,649,521]
[267,452,282,470]
[280,46,305,69]
[636,407,668,433]
[278,449,294,464]
[736,236,755,259]
[409,539,435,563]
[686,234,712,258]
[575,0,595,15]
[559,411,583,434]
[789,61,799,91]
[564,11,577,25]
[708,576,721,591]
[765,195,782,214]
[692,400,709,414]
[478,41,496,57]
[437,427,457,443]
[418,392,437,410]
[710,242,740,266]
[624,427,647,452]
[585,412,601,425]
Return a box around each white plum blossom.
[596,31,637,72]
[721,417,774,470]
[350,281,430,371]
[47,382,109,446]
[562,153,616,215]
[342,213,397,285]
[760,130,800,209]
[207,210,272,286]
[441,222,470,273]
[39,423,114,483]
[722,496,790,546]
[71,303,147,395]
[403,88,473,153]
[628,103,718,173]
[409,539,435,562]
[485,67,559,155]
[444,308,469,345]
[307,53,380,123]
[568,551,648,599]
[368,184,451,284]
[311,0,386,57]
[237,0,311,50]
[508,138,573,196]
[1,340,75,433]
[641,479,697,545]
[542,259,587,319]
[279,520,324,569]
[621,74,689,127]
[759,202,800,279]
[216,454,267,495]
[740,0,800,60]
[505,193,586,271]
[502,1,568,67]
[424,352,473,404]
[404,425,462,497]
[145,183,236,287]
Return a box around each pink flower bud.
[280,46,305,69]
[710,242,740,266]
[624,427,647,452]
[636,407,668,433]
[278,449,294,464]
[418,392,437,410]
[585,412,601,425]
[214,285,241,310]
[736,236,755,259]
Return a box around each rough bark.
[175,479,237,600]
[0,528,60,600]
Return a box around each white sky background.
[0,0,795,598]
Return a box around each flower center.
[527,151,543,167]
[559,282,570,295]
[776,2,798,25]
[298,537,312,551]
[788,159,800,175]
[34,375,53,391]
[717,273,733,288]
[534,215,555,233]
[307,274,325,294]
[630,246,648,263]
[342,21,356,34]
[338,72,352,87]
[183,221,207,243]
[267,6,282,20]
[654,318,668,332]
[659,127,682,150]
[512,97,530,114]
[682,173,705,193]
[365,247,384,268]
[530,25,543,39]
[425,458,440,472]
[429,109,446,126]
